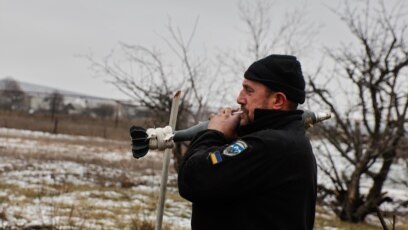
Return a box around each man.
[178,55,316,230]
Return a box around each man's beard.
[239,107,250,126]
[240,98,270,126]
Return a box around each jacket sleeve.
[177,129,286,203]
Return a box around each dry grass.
[0,110,152,140]
[315,216,408,230]
[0,178,182,229]
[0,126,187,229]
[314,205,408,230]
[316,220,381,230]
[1,111,406,230]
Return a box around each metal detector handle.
[173,121,209,142]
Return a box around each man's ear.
[270,92,287,110]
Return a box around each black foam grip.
[130,126,149,158]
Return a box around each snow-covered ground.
[0,128,406,229]
[0,128,191,229]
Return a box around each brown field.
[0,111,407,229]
[0,110,153,140]
[0,120,186,229]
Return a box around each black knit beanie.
[244,54,305,104]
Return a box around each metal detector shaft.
[155,91,181,230]
[172,110,331,142]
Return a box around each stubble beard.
[239,107,250,126]
[240,98,270,126]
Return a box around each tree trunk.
[354,149,397,220]
[339,166,364,222]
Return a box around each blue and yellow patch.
[209,151,223,165]
[222,140,248,157]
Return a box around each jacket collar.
[237,109,303,136]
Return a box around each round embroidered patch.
[222,140,248,157]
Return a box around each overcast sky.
[0,0,352,100]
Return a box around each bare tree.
[85,0,320,171]
[0,78,26,111]
[220,0,319,81]
[240,0,318,59]
[44,91,64,119]
[86,20,225,171]
[309,0,408,223]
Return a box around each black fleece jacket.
[178,109,317,230]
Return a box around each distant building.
[0,77,147,119]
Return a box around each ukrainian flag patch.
[209,151,223,165]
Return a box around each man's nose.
[236,90,245,105]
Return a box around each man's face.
[236,79,274,126]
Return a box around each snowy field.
[0,127,406,229]
[0,128,191,229]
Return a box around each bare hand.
[208,107,241,140]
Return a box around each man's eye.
[243,85,254,94]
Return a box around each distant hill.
[0,77,108,100]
